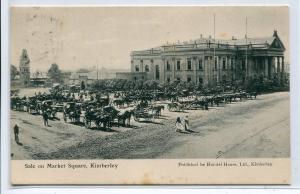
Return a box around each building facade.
[127,31,286,86]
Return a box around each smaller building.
[30,72,48,87]
[68,68,128,88]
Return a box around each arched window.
[198,59,203,70]
[222,58,226,70]
[214,58,218,70]
[198,77,203,84]
[155,65,160,80]
[135,65,139,72]
[145,65,149,72]
[187,59,192,70]
[222,75,227,83]
[177,60,181,70]
[166,61,171,71]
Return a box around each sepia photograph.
[8,6,292,184]
[10,6,290,160]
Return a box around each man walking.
[42,110,49,126]
[13,124,20,144]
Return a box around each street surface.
[10,91,290,159]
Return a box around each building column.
[281,56,285,82]
[272,57,277,78]
[277,57,280,73]
[255,57,258,75]
[203,56,208,86]
[161,59,165,82]
[172,58,176,81]
[264,57,269,77]
[281,57,285,73]
[193,57,197,83]
[216,56,219,84]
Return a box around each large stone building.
[119,31,286,86]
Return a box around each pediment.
[269,37,285,51]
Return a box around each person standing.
[42,110,49,126]
[175,117,183,132]
[13,124,20,144]
[184,115,190,131]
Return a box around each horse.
[117,109,134,126]
[150,105,165,117]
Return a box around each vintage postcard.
[10,6,290,184]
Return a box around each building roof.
[131,31,285,55]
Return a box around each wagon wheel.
[133,115,139,122]
[95,121,101,128]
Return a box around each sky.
[10,6,289,72]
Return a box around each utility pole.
[213,14,218,84]
[245,16,248,80]
[97,64,99,80]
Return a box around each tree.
[47,63,63,83]
[10,65,19,80]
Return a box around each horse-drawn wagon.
[83,108,110,129]
[41,100,58,119]
[133,108,155,122]
[63,102,81,123]
[167,101,184,112]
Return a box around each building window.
[231,58,234,70]
[198,59,203,70]
[135,65,139,72]
[177,77,181,82]
[222,75,227,83]
[242,60,245,70]
[198,77,203,84]
[222,58,226,70]
[155,65,160,80]
[177,60,181,70]
[134,77,137,81]
[167,77,170,82]
[150,59,153,63]
[145,65,149,72]
[215,58,218,70]
[166,61,171,71]
[187,76,192,82]
[131,60,133,65]
[187,60,192,70]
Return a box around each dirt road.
[11,92,290,159]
